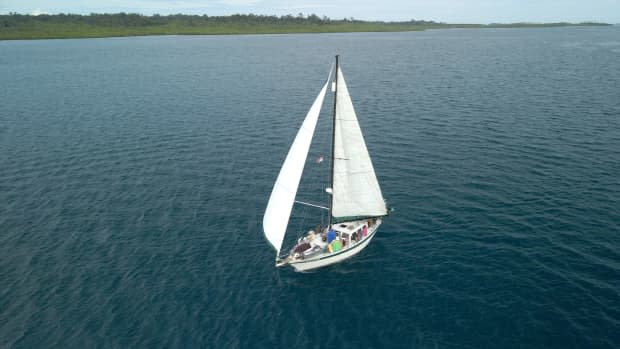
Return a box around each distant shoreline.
[0,13,612,40]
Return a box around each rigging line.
[294,200,329,210]
[292,65,334,244]
[312,62,334,230]
[296,197,309,240]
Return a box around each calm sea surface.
[1,27,619,348]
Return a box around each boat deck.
[278,218,381,270]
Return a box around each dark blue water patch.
[1,27,619,348]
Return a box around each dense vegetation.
[0,13,611,40]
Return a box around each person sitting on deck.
[327,229,337,244]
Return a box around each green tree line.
[0,12,442,28]
[0,13,610,40]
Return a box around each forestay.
[263,71,332,255]
[331,67,387,222]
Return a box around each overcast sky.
[2,0,619,24]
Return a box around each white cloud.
[218,0,262,6]
[31,8,48,15]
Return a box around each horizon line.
[0,11,613,26]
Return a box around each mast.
[329,55,339,227]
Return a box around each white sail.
[263,73,331,255]
[332,67,387,222]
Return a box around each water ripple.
[1,28,620,348]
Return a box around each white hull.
[288,221,380,272]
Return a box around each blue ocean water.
[1,27,619,348]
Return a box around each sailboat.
[263,56,388,271]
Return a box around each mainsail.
[263,71,332,255]
[331,67,387,223]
